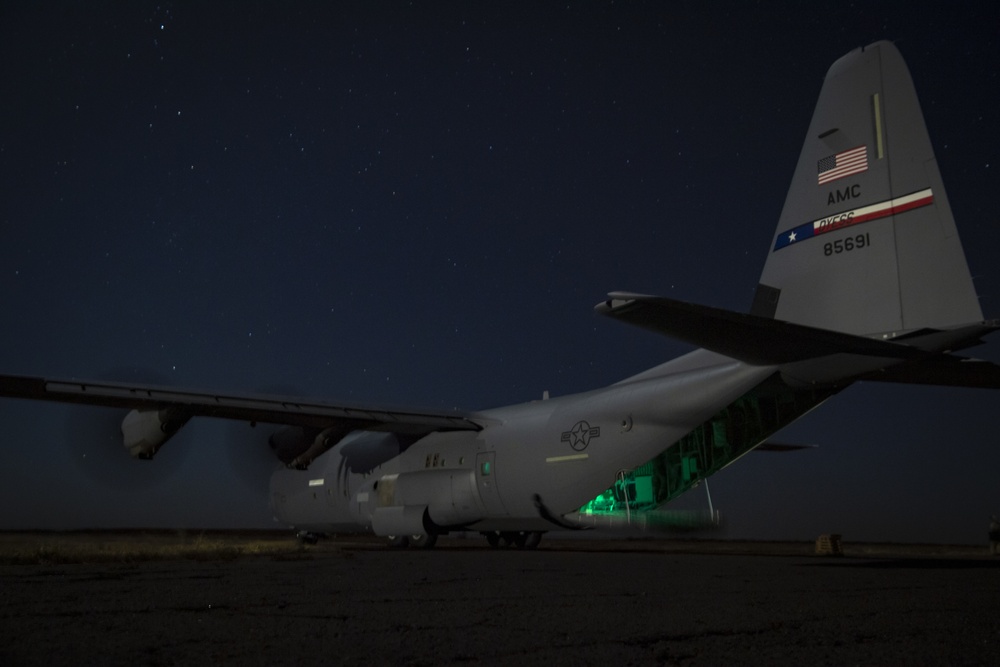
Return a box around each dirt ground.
[1,532,998,665]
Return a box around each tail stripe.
[774,187,934,251]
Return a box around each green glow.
[580,377,836,516]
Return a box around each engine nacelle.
[268,425,353,469]
[120,408,190,459]
[267,425,354,468]
[268,426,317,465]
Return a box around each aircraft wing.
[0,373,483,435]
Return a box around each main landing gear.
[384,531,545,549]
[386,533,438,549]
[481,531,543,549]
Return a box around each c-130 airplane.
[2,41,997,548]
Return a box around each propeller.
[223,384,303,495]
[224,419,284,494]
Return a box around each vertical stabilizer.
[754,41,982,336]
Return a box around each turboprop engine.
[267,425,354,469]
[120,408,191,459]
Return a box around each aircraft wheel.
[296,531,320,545]
[386,535,409,548]
[483,532,501,548]
[498,532,514,547]
[512,532,528,548]
[409,533,438,549]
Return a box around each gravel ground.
[1,535,998,666]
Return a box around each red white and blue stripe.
[774,188,934,251]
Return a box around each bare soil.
[1,531,998,665]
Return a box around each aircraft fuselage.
[270,351,777,536]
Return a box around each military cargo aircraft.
[2,41,997,548]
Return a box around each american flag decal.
[817,145,868,185]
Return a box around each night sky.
[2,2,998,544]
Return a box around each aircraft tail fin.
[754,40,983,336]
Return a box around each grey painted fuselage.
[271,351,776,534]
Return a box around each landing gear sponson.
[384,531,544,549]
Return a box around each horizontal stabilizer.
[755,441,818,452]
[861,356,1000,389]
[596,292,925,365]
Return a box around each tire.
[523,531,543,549]
[408,533,438,549]
[386,535,409,548]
